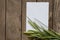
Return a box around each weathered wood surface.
[53,0,60,33]
[0,0,55,40]
[0,0,5,40]
[21,0,36,40]
[6,0,21,40]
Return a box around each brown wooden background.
[0,0,60,40]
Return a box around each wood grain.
[53,0,60,33]
[37,0,54,30]
[0,0,5,40]
[21,0,36,40]
[6,0,21,40]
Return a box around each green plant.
[24,17,60,40]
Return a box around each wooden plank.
[6,0,21,40]
[0,0,5,40]
[21,0,36,40]
[37,0,54,30]
[53,0,60,33]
